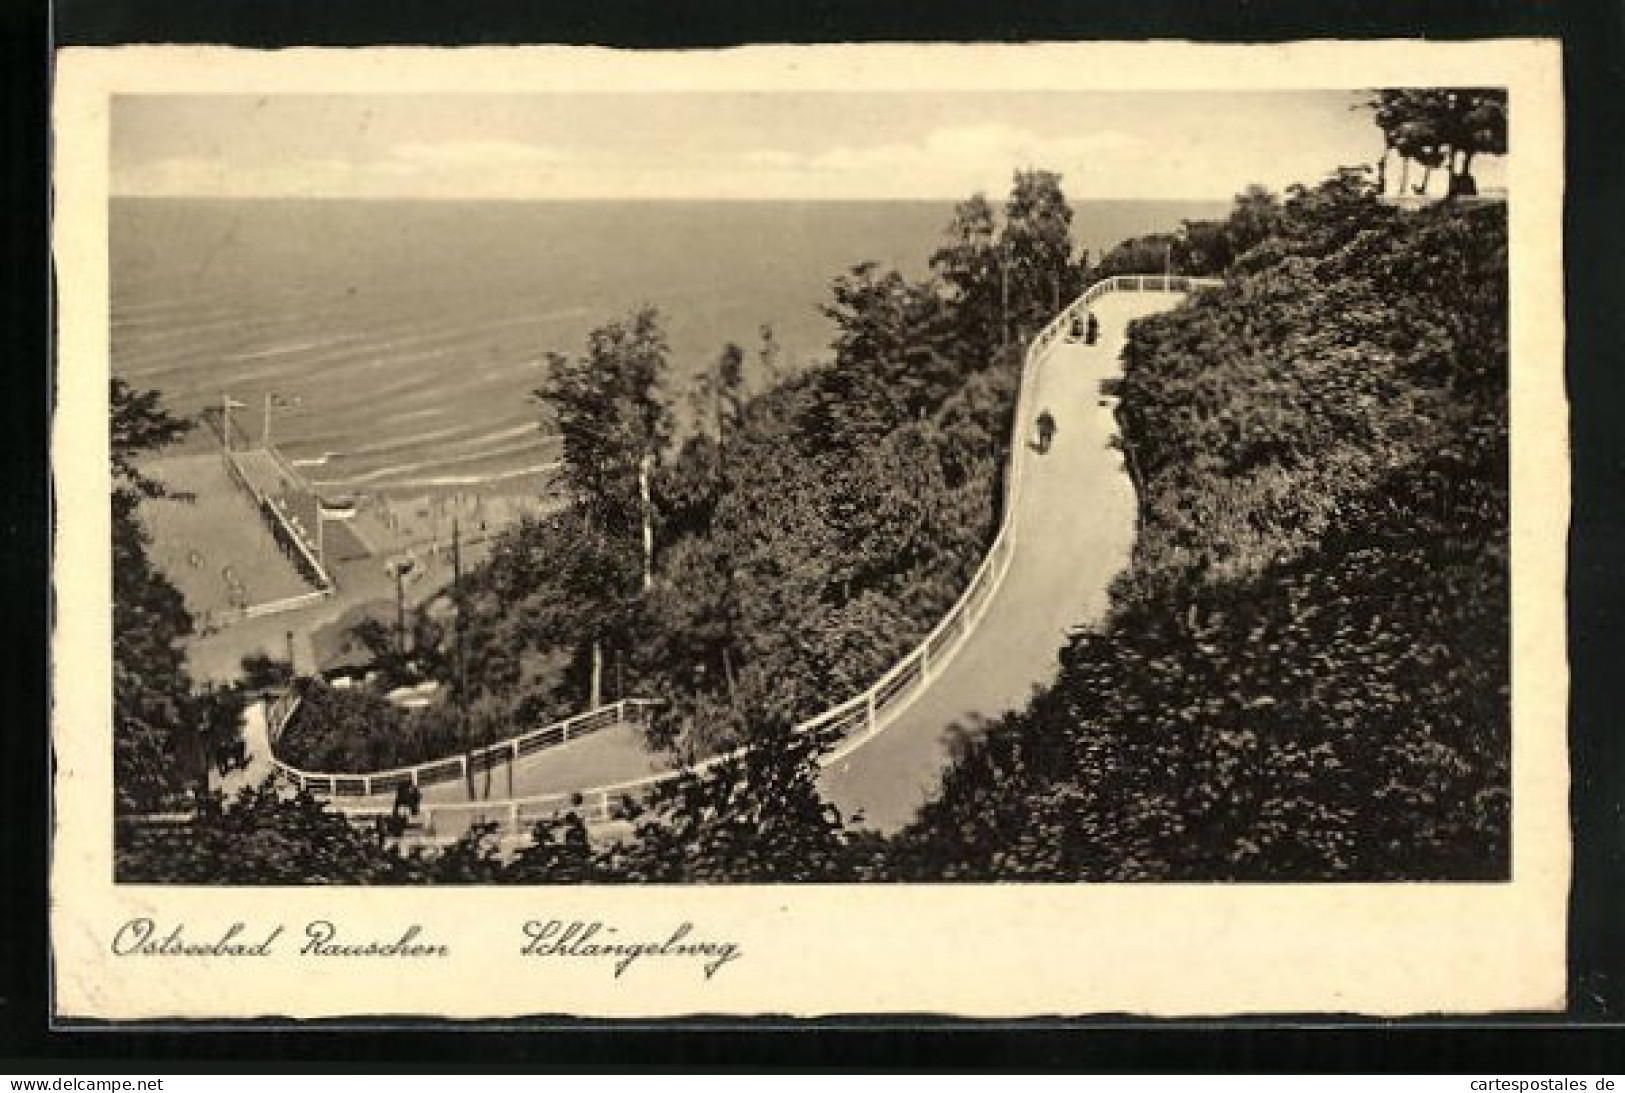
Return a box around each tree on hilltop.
[1368,89,1507,198]
[930,192,1003,360]
[821,261,962,426]
[1002,169,1076,333]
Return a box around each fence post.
[507,801,519,828]
[866,690,877,731]
[921,644,932,681]
[363,776,372,797]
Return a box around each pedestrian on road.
[1036,409,1057,454]
[1086,312,1100,345]
[393,782,422,820]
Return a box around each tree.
[689,342,746,448]
[755,324,788,394]
[672,342,751,709]
[1222,184,1285,258]
[1368,89,1507,198]
[238,651,293,693]
[930,192,1003,359]
[820,262,961,427]
[1092,233,1183,280]
[536,306,674,705]
[111,379,210,813]
[1001,170,1076,333]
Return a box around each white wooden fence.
[267,693,662,798]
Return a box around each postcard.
[51,39,1568,1019]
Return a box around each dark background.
[5,0,1622,1072]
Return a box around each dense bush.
[273,678,476,775]
[116,783,459,883]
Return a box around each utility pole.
[390,559,409,656]
[999,240,1010,349]
[453,518,475,800]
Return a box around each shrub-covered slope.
[886,181,1510,881]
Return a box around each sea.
[111,197,1226,497]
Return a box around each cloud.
[803,124,1144,173]
[729,124,1151,198]
[116,155,372,197]
[389,140,567,168]
[111,108,1368,202]
[114,154,227,194]
[740,149,803,169]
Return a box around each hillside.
[885,177,1511,881]
[118,171,1515,887]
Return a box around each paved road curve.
[817,288,1190,833]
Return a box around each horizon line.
[109,192,1243,204]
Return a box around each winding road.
[818,287,1189,832]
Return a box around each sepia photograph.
[51,41,1568,1019]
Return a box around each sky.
[110,91,1504,202]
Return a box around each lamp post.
[452,518,477,802]
[386,556,415,656]
[999,236,1010,349]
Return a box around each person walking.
[1085,312,1100,345]
[1036,408,1057,454]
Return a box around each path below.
[817,289,1189,833]
[342,720,668,814]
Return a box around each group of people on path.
[1069,310,1101,345]
[372,782,426,843]
[1032,308,1114,454]
[213,736,248,777]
